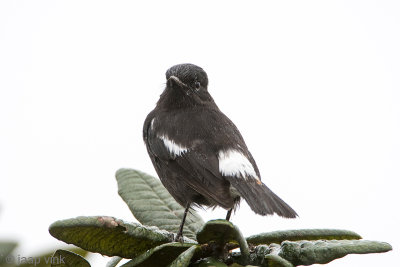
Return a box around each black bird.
[143,63,297,241]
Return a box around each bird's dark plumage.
[143,64,297,238]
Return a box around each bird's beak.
[168,76,188,89]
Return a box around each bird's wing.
[143,110,235,209]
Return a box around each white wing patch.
[159,135,188,156]
[218,149,259,180]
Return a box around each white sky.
[0,1,399,266]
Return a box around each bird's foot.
[174,233,184,243]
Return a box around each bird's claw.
[174,233,184,243]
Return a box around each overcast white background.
[0,1,399,266]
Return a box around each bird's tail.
[229,178,298,218]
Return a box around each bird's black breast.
[145,106,246,152]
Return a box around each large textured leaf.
[196,220,249,263]
[121,243,194,267]
[51,250,90,267]
[246,229,361,245]
[49,216,172,258]
[116,168,204,240]
[278,239,392,266]
[196,220,237,245]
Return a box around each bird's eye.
[194,81,201,90]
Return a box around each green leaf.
[0,241,18,264]
[51,250,90,267]
[167,245,199,267]
[116,168,204,240]
[121,243,194,267]
[196,220,237,245]
[49,216,173,258]
[246,229,361,245]
[196,220,249,263]
[278,239,392,266]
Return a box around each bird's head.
[166,63,209,94]
[158,63,213,108]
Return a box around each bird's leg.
[225,208,233,221]
[175,203,190,242]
